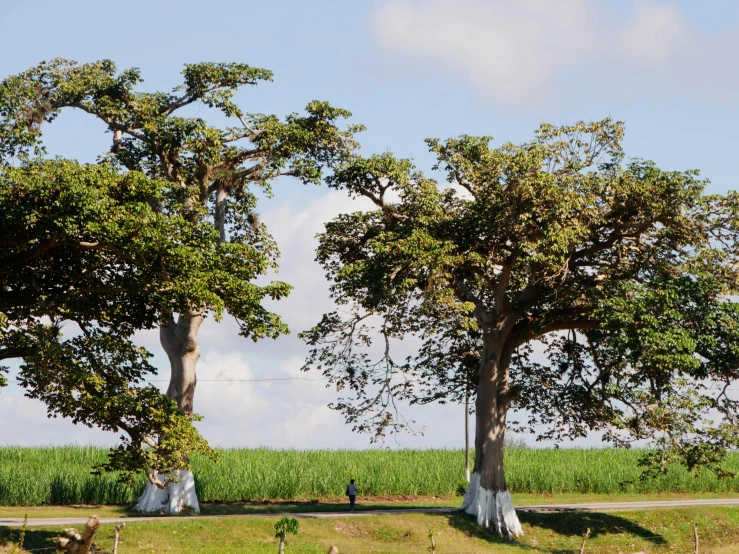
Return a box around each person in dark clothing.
[346,479,357,511]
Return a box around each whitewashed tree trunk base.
[134,470,200,513]
[460,473,522,538]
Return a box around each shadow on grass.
[0,526,59,553]
[520,510,667,543]
[444,510,667,553]
[115,500,351,517]
[124,499,456,517]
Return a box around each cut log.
[56,516,99,554]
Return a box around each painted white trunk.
[134,470,200,513]
[460,472,479,511]
[460,472,522,538]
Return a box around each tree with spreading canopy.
[0,158,216,487]
[0,58,360,512]
[302,120,739,536]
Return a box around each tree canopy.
[0,58,360,345]
[0,58,360,490]
[0,158,216,483]
[303,119,739,534]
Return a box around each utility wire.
[146,377,330,383]
[143,377,739,391]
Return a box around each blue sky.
[1,0,738,449]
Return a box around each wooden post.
[579,528,591,554]
[464,386,470,483]
[113,523,125,554]
[693,523,699,554]
[11,514,28,554]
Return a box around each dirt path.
[3,498,739,528]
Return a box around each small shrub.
[274,517,299,553]
[455,479,468,496]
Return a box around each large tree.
[0,59,360,512]
[0,158,216,487]
[302,121,739,536]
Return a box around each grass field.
[2,446,739,506]
[2,507,739,553]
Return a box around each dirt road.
[2,498,739,528]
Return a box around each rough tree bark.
[460,335,522,538]
[135,311,203,513]
[161,311,203,416]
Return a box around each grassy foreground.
[3,446,739,506]
[2,507,739,553]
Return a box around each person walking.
[346,479,357,511]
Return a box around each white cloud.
[0,382,115,446]
[370,0,739,106]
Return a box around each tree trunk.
[460,337,522,538]
[161,311,203,416]
[135,311,203,514]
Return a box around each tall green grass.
[1,446,738,506]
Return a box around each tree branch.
[0,346,36,361]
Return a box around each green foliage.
[17,327,216,481]
[0,158,217,478]
[513,272,739,477]
[274,517,300,539]
[0,57,360,343]
[0,58,359,484]
[304,119,739,478]
[1,446,739,506]
[455,479,468,496]
[0,160,182,335]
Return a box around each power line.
[142,377,739,390]
[147,376,330,383]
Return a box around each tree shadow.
[196,500,452,516]
[443,509,667,553]
[519,510,667,544]
[0,526,60,553]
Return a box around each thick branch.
[0,346,36,361]
[0,236,60,268]
[509,315,599,350]
[493,248,519,313]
